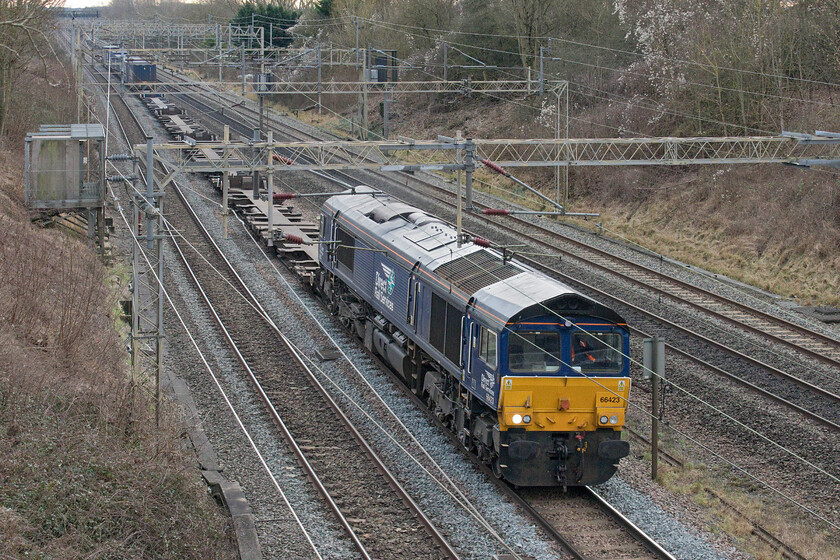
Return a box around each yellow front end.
[498,376,630,431]
[494,375,632,486]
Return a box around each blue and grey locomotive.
[317,187,631,487]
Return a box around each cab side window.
[478,326,497,369]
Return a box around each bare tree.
[0,0,61,136]
[504,0,552,71]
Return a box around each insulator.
[273,153,294,165]
[472,237,492,247]
[283,234,304,244]
[481,158,508,176]
[273,193,296,202]
[106,174,138,183]
[106,153,136,161]
[483,208,510,216]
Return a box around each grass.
[623,413,840,560]
[463,165,840,307]
[578,175,840,306]
[658,462,840,560]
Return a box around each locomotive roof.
[324,188,625,330]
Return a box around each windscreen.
[571,332,623,373]
[508,331,561,374]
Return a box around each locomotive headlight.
[512,414,523,425]
[609,415,619,425]
[599,415,609,425]
[523,415,531,424]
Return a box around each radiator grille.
[435,250,521,294]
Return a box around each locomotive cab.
[492,316,631,487]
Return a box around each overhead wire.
[548,53,839,110]
[87,17,831,532]
[566,80,779,136]
[91,64,532,557]
[83,60,327,560]
[358,15,840,92]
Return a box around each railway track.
[95,63,839,553]
[333,311,679,560]
[519,486,673,560]
[155,68,840,433]
[148,67,840,540]
[87,62,460,560]
[135,67,692,559]
[163,172,456,560]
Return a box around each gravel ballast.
[110,73,830,558]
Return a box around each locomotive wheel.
[491,457,503,479]
[458,431,472,451]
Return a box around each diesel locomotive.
[315,187,631,488]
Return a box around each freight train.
[122,56,157,85]
[313,188,631,487]
[144,72,633,487]
[92,43,158,89]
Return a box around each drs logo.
[374,263,396,311]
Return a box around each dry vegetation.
[657,460,840,560]
[624,411,840,560]
[0,55,234,559]
[579,164,840,305]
